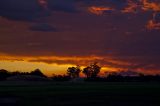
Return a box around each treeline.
[67,62,101,78]
[85,74,160,82]
[1,62,160,82]
[66,63,160,82]
[52,72,160,82]
[0,69,46,81]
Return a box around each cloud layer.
[0,0,160,74]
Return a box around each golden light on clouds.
[122,0,160,13]
[88,6,114,15]
[142,0,160,12]
[122,0,140,13]
[0,54,121,76]
[146,19,160,30]
[86,0,160,30]
[141,0,160,30]
[146,12,160,30]
[0,54,104,64]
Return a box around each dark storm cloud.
[48,0,78,13]
[0,0,45,21]
[0,0,133,21]
[0,0,78,21]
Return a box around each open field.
[0,81,160,106]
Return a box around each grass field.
[0,81,160,106]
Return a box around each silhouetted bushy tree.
[67,65,81,78]
[82,62,101,78]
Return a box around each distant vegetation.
[67,62,101,79]
[1,62,160,82]
[0,69,47,81]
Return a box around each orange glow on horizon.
[0,54,104,64]
[0,60,75,76]
[0,60,118,77]
[0,54,159,76]
[0,54,122,76]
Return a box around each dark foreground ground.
[0,81,160,106]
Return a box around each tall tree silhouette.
[82,62,101,78]
[67,65,81,78]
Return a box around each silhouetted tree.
[67,65,81,78]
[82,62,101,78]
[75,65,81,77]
[83,66,92,78]
[90,62,101,78]
[0,69,10,80]
[30,69,46,77]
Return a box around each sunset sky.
[0,0,160,76]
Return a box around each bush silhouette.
[67,65,81,78]
[82,62,101,78]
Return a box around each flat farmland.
[0,81,160,106]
